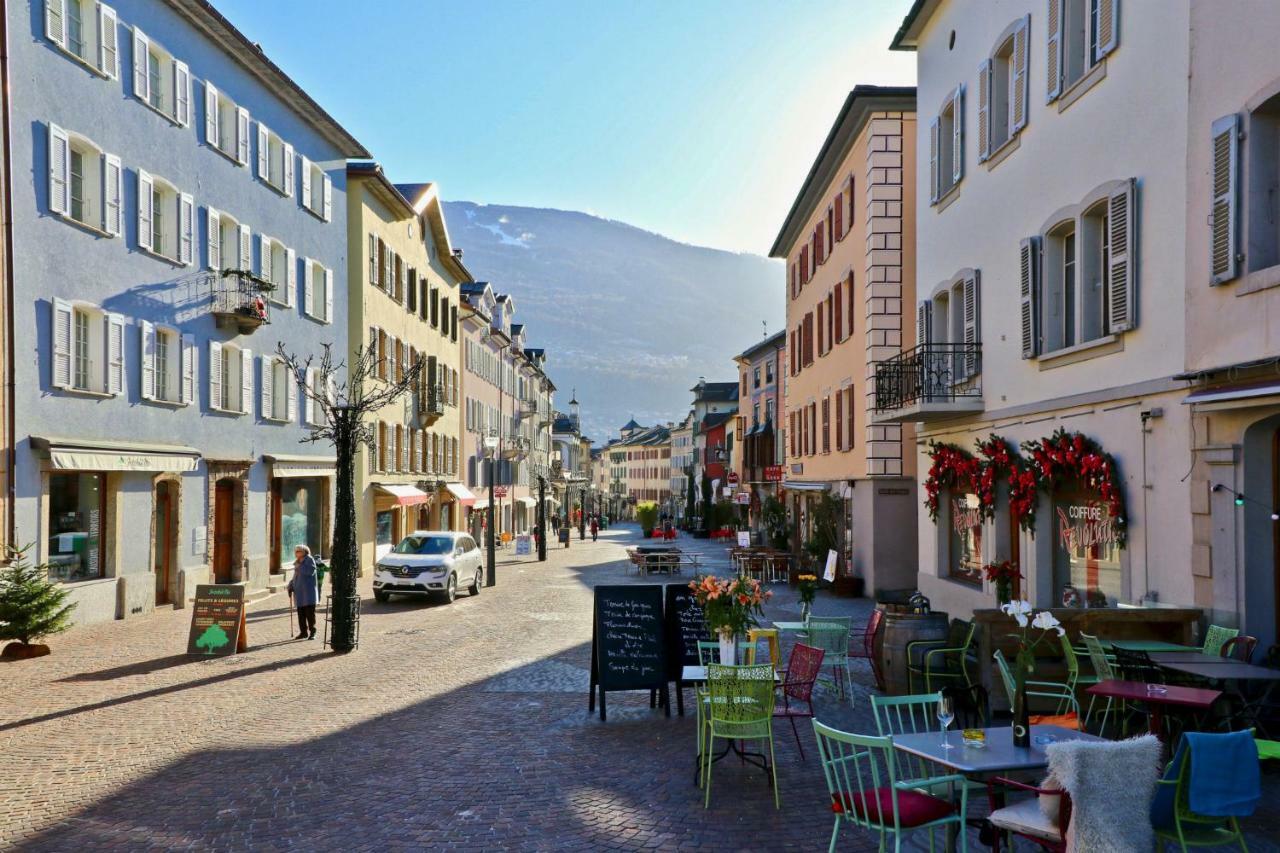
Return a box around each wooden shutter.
[834,280,844,343]
[178,193,194,264]
[1097,0,1119,60]
[256,122,269,179]
[139,320,155,400]
[236,107,250,165]
[1019,237,1041,358]
[137,169,153,252]
[323,267,334,323]
[106,313,125,396]
[98,3,119,79]
[1107,178,1137,333]
[817,302,824,355]
[103,153,122,235]
[239,347,252,413]
[1012,15,1030,133]
[206,207,221,270]
[260,355,273,419]
[833,194,843,241]
[132,27,149,102]
[300,155,312,209]
[204,81,219,146]
[303,259,314,317]
[284,247,296,307]
[929,117,940,203]
[48,123,69,215]
[322,174,332,221]
[45,0,66,47]
[1210,113,1241,285]
[283,143,294,197]
[51,298,72,389]
[1047,0,1063,102]
[835,392,844,452]
[962,271,981,378]
[846,272,856,339]
[174,60,190,126]
[181,333,195,404]
[977,58,992,162]
[846,388,856,452]
[951,85,965,185]
[238,223,251,271]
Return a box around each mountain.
[443,201,782,444]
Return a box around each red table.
[1086,679,1222,740]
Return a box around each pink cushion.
[832,788,956,827]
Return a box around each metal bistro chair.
[1152,733,1256,852]
[872,691,986,805]
[807,617,854,702]
[1058,633,1101,726]
[1080,632,1122,735]
[703,664,779,809]
[747,627,781,670]
[849,607,886,691]
[694,641,756,758]
[1201,624,1240,658]
[1221,635,1258,662]
[773,642,824,758]
[906,618,976,694]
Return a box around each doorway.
[213,479,235,584]
[154,481,174,604]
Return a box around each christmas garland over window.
[975,435,1039,532]
[1021,428,1128,547]
[923,442,979,522]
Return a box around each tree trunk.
[329,411,360,653]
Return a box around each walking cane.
[288,588,295,638]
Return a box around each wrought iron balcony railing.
[873,343,982,413]
[209,269,273,333]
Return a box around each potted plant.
[0,545,76,660]
[635,502,659,537]
[1000,600,1065,747]
[983,560,1022,606]
[761,496,790,550]
[796,573,818,622]
[689,574,771,664]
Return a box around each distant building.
[689,379,739,517]
[732,331,786,533]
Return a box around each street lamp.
[481,432,498,587]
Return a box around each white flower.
[1032,610,1066,636]
[1001,600,1032,628]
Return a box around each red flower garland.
[923,442,979,522]
[1021,428,1128,546]
[975,435,1039,532]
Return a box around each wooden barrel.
[878,611,949,696]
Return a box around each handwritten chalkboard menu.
[664,583,707,717]
[186,584,248,657]
[589,585,668,721]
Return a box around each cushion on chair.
[831,788,955,827]
[989,797,1063,842]
[1038,774,1063,823]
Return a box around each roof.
[735,330,787,363]
[890,0,940,51]
[510,323,524,336]
[393,182,471,282]
[692,381,740,403]
[348,162,415,218]
[621,418,643,431]
[700,412,734,433]
[769,85,916,258]
[165,0,368,157]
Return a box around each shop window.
[47,471,105,582]
[1053,495,1122,607]
[375,509,395,553]
[947,492,983,585]
[277,478,324,568]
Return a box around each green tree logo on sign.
[194,623,230,654]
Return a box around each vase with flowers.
[689,575,771,665]
[1001,600,1065,748]
[983,560,1022,606]
[796,574,818,622]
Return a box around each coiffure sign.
[1056,503,1119,551]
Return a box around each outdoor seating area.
[727,547,791,584]
[625,546,702,575]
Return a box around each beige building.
[347,164,469,565]
[771,85,919,594]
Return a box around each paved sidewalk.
[2,525,1276,851]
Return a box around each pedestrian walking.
[287,544,319,641]
[590,515,599,542]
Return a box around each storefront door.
[213,480,235,584]
[154,481,172,604]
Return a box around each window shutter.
[283,143,294,197]
[131,27,149,102]
[256,122,269,179]
[977,58,992,162]
[181,333,195,404]
[98,4,119,78]
[1019,236,1041,357]
[259,356,274,420]
[286,363,298,422]
[835,392,844,451]
[303,368,316,426]
[206,207,221,270]
[300,156,312,209]
[236,107,250,165]
[51,298,72,389]
[178,193,194,264]
[323,267,334,323]
[917,301,932,347]
[140,319,155,400]
[402,427,410,471]
[240,347,253,414]
[834,280,843,343]
[929,117,940,203]
[834,194,843,241]
[1210,113,1241,285]
[204,81,219,145]
[846,272,856,339]
[257,234,270,281]
[45,0,66,46]
[137,169,154,252]
[106,313,125,396]
[173,60,190,126]
[322,174,332,222]
[1097,0,1119,60]
[238,223,251,271]
[962,271,981,378]
[951,84,964,185]
[303,260,314,317]
[103,153,122,235]
[48,123,69,215]
[1107,178,1137,333]
[1012,15,1030,133]
[284,247,296,307]
[208,340,222,410]
[1046,0,1063,102]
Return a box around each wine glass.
[937,696,955,749]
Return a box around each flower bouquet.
[689,574,772,664]
[796,574,818,621]
[1001,601,1065,747]
[982,560,1022,605]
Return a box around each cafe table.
[1105,639,1201,653]
[1086,679,1221,740]
[770,621,808,633]
[1148,651,1239,666]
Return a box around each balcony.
[209,269,273,333]
[872,343,984,424]
[416,382,447,427]
[516,398,537,420]
[502,435,531,460]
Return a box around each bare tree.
[277,342,424,653]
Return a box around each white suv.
[373,531,483,604]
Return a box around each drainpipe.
[0,0,17,549]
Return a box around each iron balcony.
[872,342,984,424]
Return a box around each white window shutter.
[208,340,222,410]
[51,298,72,389]
[236,107,250,165]
[322,174,332,221]
[1210,113,1241,285]
[98,4,119,79]
[260,356,273,420]
[1107,178,1137,333]
[285,363,297,422]
[132,27,149,103]
[284,247,296,307]
[951,85,964,185]
[368,234,377,285]
[300,156,312,209]
[106,313,125,396]
[1097,0,1119,60]
[1011,15,1030,133]
[48,123,69,216]
[178,193,194,264]
[238,223,251,271]
[323,267,333,324]
[402,428,409,471]
[45,0,66,47]
[102,153,122,235]
[928,117,939,204]
[204,81,219,145]
[303,260,314,318]
[283,143,294,197]
[977,58,992,163]
[206,207,221,269]
[256,122,269,179]
[173,60,190,126]
[181,333,196,404]
[137,168,154,252]
[304,367,317,425]
[962,271,981,378]
[1019,236,1041,358]
[1046,0,1063,102]
[140,319,155,400]
[916,301,932,348]
[240,347,253,414]
[326,375,336,410]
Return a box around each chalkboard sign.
[589,584,668,720]
[665,583,707,717]
[186,584,247,656]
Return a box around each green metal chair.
[702,663,779,809]
[1201,624,1240,658]
[1153,738,1250,852]
[812,720,969,853]
[806,616,853,701]
[872,692,985,802]
[907,619,976,694]
[993,649,1082,729]
[1058,633,1101,725]
[1079,632,1121,735]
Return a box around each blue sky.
[217,1,915,255]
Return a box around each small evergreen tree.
[0,545,76,646]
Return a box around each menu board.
[665,583,706,678]
[589,585,668,720]
[186,584,247,657]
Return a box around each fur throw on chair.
[1047,734,1162,852]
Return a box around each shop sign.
[187,585,247,657]
[1056,503,1119,551]
[733,490,751,505]
[951,498,983,536]
[494,486,508,498]
[764,465,784,482]
[727,471,739,485]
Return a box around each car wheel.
[469,568,482,596]
[374,589,390,604]
[442,573,457,604]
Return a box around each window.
[259,236,295,306]
[930,86,964,203]
[47,472,106,583]
[277,478,325,566]
[947,492,983,585]
[1217,96,1280,282]
[753,366,761,388]
[131,28,188,126]
[260,355,294,422]
[50,300,122,395]
[765,360,774,384]
[206,208,250,272]
[821,398,830,453]
[209,341,250,414]
[978,16,1029,162]
[256,122,294,197]
[47,125,121,236]
[298,156,332,221]
[204,81,249,165]
[407,268,418,314]
[1048,0,1118,102]
[45,0,118,79]
[140,321,192,405]
[1053,495,1122,606]
[920,271,981,381]
[137,171,192,263]
[303,258,333,323]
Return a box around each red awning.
[373,484,432,506]
[444,482,477,507]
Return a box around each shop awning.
[373,483,432,506]
[782,479,831,492]
[31,436,200,472]
[517,496,538,507]
[472,498,490,510]
[444,482,476,506]
[263,453,336,478]
[1183,381,1280,411]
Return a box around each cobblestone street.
[2,525,1277,851]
